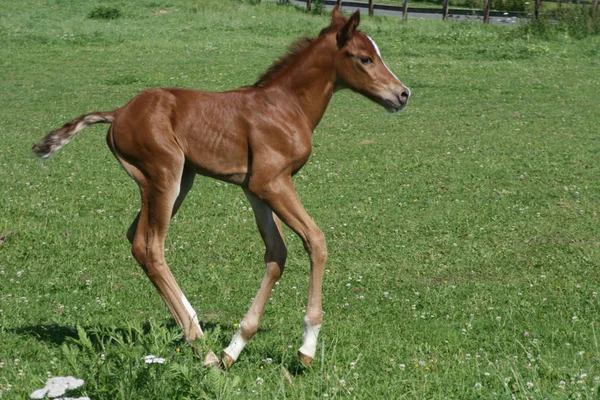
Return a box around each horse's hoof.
[221,351,235,369]
[203,351,220,368]
[298,351,313,368]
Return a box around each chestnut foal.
[33,7,410,368]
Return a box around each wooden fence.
[272,0,599,23]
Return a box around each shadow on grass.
[13,324,79,346]
[13,320,219,347]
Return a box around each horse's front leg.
[221,190,287,368]
[249,176,327,368]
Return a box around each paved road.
[267,0,525,25]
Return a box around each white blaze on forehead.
[366,35,401,83]
[181,293,203,334]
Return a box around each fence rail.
[291,0,599,22]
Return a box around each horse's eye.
[359,57,373,65]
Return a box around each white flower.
[144,355,165,364]
[398,363,406,371]
[474,382,482,390]
[526,381,534,389]
[558,380,566,389]
[256,377,264,385]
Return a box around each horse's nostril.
[398,90,409,105]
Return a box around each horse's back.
[112,87,252,183]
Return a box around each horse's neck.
[277,40,337,131]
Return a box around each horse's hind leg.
[114,151,203,342]
[221,190,287,368]
[127,166,195,244]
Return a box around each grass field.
[1,0,599,398]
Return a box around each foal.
[33,7,410,368]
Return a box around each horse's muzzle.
[384,88,410,113]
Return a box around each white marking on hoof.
[203,351,220,368]
[181,293,203,335]
[223,328,247,362]
[298,316,321,359]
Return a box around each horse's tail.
[32,110,117,160]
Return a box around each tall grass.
[523,6,600,39]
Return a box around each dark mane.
[252,37,316,88]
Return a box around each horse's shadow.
[12,321,221,347]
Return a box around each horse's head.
[327,7,410,113]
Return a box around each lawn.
[1,0,599,398]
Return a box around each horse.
[32,6,410,368]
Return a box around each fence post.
[402,0,409,21]
[337,0,343,7]
[442,0,449,20]
[483,0,490,23]
[307,0,312,12]
[593,0,599,16]
[369,0,374,15]
[534,0,543,19]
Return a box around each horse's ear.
[336,10,360,48]
[331,6,347,29]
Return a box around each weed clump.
[522,7,600,39]
[88,6,122,20]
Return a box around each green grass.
[1,0,600,398]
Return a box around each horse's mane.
[252,36,316,88]
[249,21,342,88]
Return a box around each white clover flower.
[474,382,482,390]
[256,377,264,385]
[144,355,165,364]
[558,380,566,389]
[526,382,534,389]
